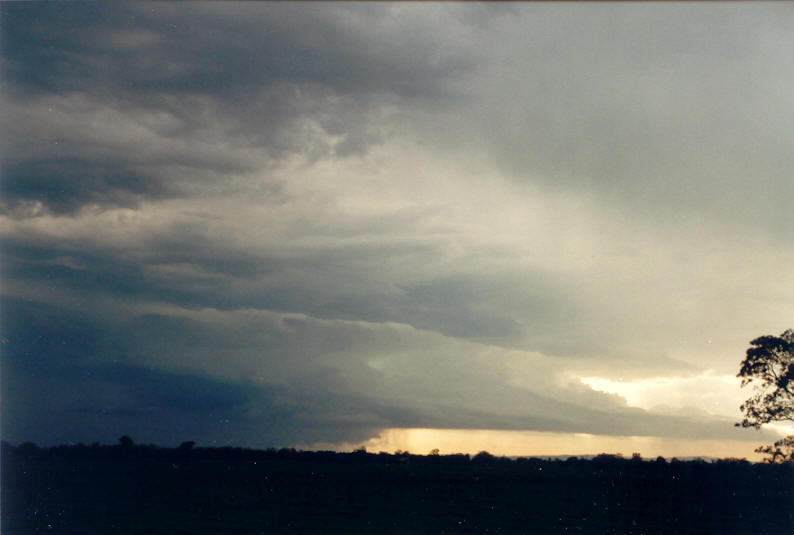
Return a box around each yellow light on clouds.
[579,372,743,416]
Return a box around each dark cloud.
[2,3,791,453]
[1,234,596,357]
[1,293,766,447]
[3,3,479,100]
[1,3,483,214]
[0,296,381,446]
[1,3,110,96]
[1,297,249,445]
[1,158,172,215]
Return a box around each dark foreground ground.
[3,443,793,535]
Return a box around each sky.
[2,3,793,460]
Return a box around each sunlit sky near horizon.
[2,3,793,460]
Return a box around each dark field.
[3,443,793,535]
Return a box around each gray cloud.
[3,3,480,99]
[1,295,766,447]
[2,2,486,215]
[1,158,172,215]
[428,5,794,242]
[2,3,792,451]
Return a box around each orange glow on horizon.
[306,428,768,462]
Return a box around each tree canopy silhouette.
[736,328,794,463]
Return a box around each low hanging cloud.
[1,295,769,447]
[2,3,793,449]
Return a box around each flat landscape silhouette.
[3,440,792,535]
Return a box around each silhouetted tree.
[736,328,794,462]
[179,441,196,451]
[472,450,494,463]
[754,435,794,464]
[119,435,134,448]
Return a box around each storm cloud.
[2,3,792,452]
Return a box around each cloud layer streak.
[2,3,792,451]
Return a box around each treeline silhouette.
[3,440,793,535]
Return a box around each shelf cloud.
[2,3,792,453]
